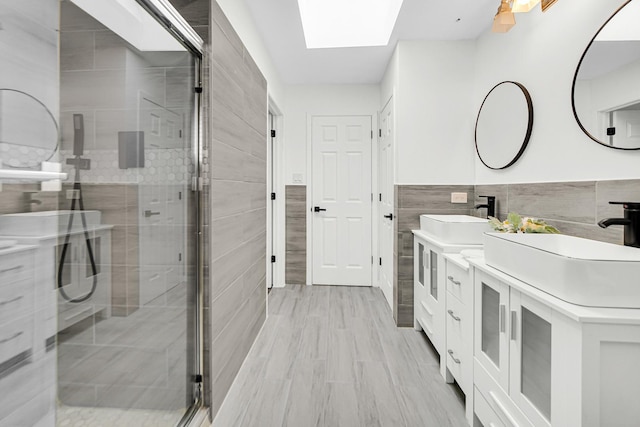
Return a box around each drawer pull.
[0,295,24,306]
[0,265,23,274]
[0,331,23,344]
[447,275,461,285]
[447,309,461,321]
[489,391,521,427]
[447,349,461,364]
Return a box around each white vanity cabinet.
[443,254,474,425]
[413,230,482,383]
[472,262,640,427]
[0,245,36,366]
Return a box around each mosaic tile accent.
[58,148,193,184]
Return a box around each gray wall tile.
[508,181,596,224]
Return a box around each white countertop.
[442,253,470,271]
[0,224,114,242]
[468,256,640,325]
[412,229,484,252]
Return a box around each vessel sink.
[484,232,640,309]
[0,210,102,236]
[419,215,491,244]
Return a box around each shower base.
[57,405,184,427]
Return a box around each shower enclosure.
[0,0,204,425]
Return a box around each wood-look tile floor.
[212,285,468,427]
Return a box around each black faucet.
[598,201,640,248]
[475,195,496,218]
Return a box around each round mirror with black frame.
[572,0,640,150]
[0,88,59,168]
[475,81,534,170]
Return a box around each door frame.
[377,94,395,307]
[306,114,378,287]
[268,97,285,288]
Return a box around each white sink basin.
[484,232,640,309]
[0,210,102,236]
[420,214,491,244]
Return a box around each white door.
[378,100,394,307]
[311,116,372,286]
[610,109,640,148]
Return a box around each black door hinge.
[271,192,276,200]
[271,255,276,263]
[379,193,382,202]
[271,129,276,138]
[379,129,382,137]
[194,87,203,93]
[371,130,373,139]
[379,257,382,266]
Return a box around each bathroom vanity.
[415,226,640,427]
[470,256,640,427]
[0,211,112,332]
[0,244,56,426]
[413,214,491,425]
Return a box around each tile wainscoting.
[285,186,307,284]
[392,179,640,327]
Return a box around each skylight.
[297,0,404,49]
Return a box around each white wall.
[215,0,285,107]
[283,84,381,185]
[473,0,640,184]
[393,41,477,185]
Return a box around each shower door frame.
[133,1,205,425]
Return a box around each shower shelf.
[0,169,67,181]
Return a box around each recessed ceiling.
[245,0,498,85]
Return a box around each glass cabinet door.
[429,250,438,300]
[474,270,510,390]
[418,242,425,286]
[510,291,553,426]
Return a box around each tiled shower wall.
[205,1,268,418]
[285,185,307,284]
[392,179,640,327]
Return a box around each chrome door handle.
[511,310,517,341]
[447,309,461,321]
[144,210,160,217]
[499,304,506,333]
[447,349,461,364]
[447,275,461,285]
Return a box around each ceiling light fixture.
[492,0,516,33]
[297,0,404,49]
[512,0,541,13]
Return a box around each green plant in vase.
[488,212,560,234]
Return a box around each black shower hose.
[57,161,98,303]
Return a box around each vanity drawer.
[0,315,33,366]
[446,261,469,304]
[474,360,534,427]
[0,278,34,327]
[474,386,507,427]
[416,299,435,340]
[0,250,35,284]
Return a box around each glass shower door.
[55,0,200,425]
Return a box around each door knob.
[144,210,161,217]
[384,213,393,220]
[313,206,327,213]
